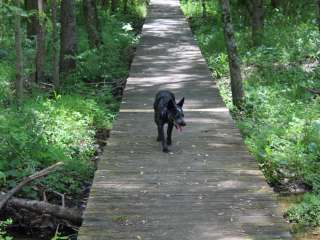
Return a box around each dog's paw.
[167,139,172,145]
[162,147,169,153]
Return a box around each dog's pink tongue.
[178,125,182,132]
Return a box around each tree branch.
[0,162,63,210]
[307,87,320,95]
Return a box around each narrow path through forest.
[78,0,291,239]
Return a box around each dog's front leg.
[156,123,161,142]
[167,122,173,145]
[159,123,168,152]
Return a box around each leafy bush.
[0,219,12,240]
[287,194,320,227]
[0,62,13,105]
[0,93,117,198]
[74,7,142,85]
[0,0,146,203]
[0,1,147,239]
[181,0,320,229]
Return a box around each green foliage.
[0,92,116,197]
[181,0,320,229]
[287,194,320,227]
[0,1,146,238]
[0,219,13,240]
[76,14,139,83]
[51,230,69,240]
[0,0,146,204]
[0,62,14,104]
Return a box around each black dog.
[154,90,186,152]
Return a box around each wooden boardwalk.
[78,0,291,239]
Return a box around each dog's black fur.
[154,90,186,152]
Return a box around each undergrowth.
[0,1,147,237]
[0,219,12,240]
[181,0,320,230]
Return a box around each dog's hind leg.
[167,122,173,146]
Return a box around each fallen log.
[0,162,63,210]
[8,197,82,225]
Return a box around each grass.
[181,0,320,230]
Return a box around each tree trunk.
[35,0,45,83]
[83,0,101,48]
[101,0,109,9]
[271,0,279,8]
[201,0,207,18]
[317,0,320,31]
[111,0,117,12]
[60,0,77,75]
[123,0,128,13]
[250,0,264,46]
[130,0,136,9]
[25,0,37,38]
[219,0,244,108]
[52,0,60,88]
[15,0,23,105]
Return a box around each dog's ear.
[177,97,184,107]
[167,99,175,110]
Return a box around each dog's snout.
[178,119,186,126]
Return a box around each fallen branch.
[0,162,63,210]
[307,87,320,95]
[8,197,82,225]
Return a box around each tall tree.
[123,0,128,13]
[25,0,37,38]
[101,0,109,9]
[317,0,320,31]
[52,0,60,88]
[271,0,279,9]
[219,0,244,108]
[250,0,265,46]
[83,0,101,48]
[60,0,77,74]
[241,0,265,46]
[201,0,207,18]
[15,0,23,104]
[111,0,117,12]
[35,0,45,83]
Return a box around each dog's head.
[167,97,186,131]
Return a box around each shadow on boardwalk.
[78,0,291,239]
